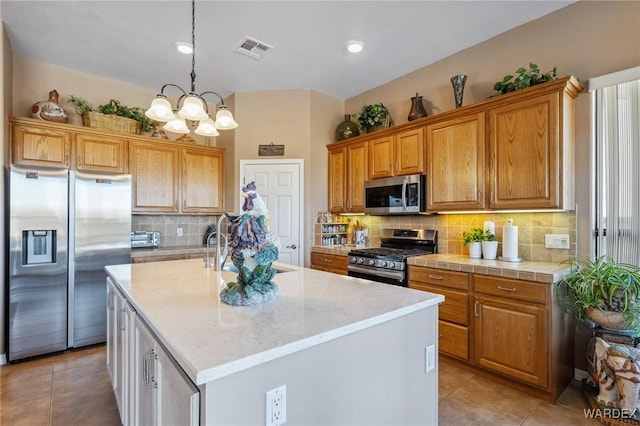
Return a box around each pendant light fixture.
[145,0,238,136]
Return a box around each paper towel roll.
[501,219,521,261]
[483,220,495,235]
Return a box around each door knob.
[286,244,297,249]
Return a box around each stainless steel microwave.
[364,174,426,215]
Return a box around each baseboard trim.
[574,368,589,380]
[0,353,6,366]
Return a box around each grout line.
[519,399,542,425]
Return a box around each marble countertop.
[105,259,443,385]
[408,253,571,284]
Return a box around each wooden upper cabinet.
[181,147,224,213]
[368,128,424,179]
[129,141,180,213]
[328,145,347,212]
[368,135,395,179]
[426,113,485,211]
[328,140,368,213]
[12,120,71,167]
[346,141,368,212]
[488,93,560,209]
[395,127,424,176]
[75,134,128,173]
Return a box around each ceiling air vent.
[234,36,273,60]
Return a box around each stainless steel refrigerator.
[7,164,131,361]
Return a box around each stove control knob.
[388,262,396,269]
[380,261,387,267]
[357,257,364,264]
[350,257,357,263]
[368,259,376,266]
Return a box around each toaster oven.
[131,231,160,248]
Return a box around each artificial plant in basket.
[68,95,156,132]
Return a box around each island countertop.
[105,259,444,386]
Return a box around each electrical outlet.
[425,345,435,372]
[545,234,570,249]
[176,228,184,237]
[266,385,287,426]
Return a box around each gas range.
[347,229,437,286]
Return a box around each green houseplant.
[481,229,498,260]
[357,103,389,133]
[556,256,640,333]
[490,63,558,97]
[68,95,155,133]
[462,227,485,259]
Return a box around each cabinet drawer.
[310,252,348,274]
[473,275,547,304]
[409,282,468,326]
[409,266,469,290]
[439,320,469,360]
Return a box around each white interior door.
[240,160,304,266]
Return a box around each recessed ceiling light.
[176,42,193,54]
[347,40,365,54]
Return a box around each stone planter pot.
[482,241,498,260]
[587,307,627,331]
[468,241,482,259]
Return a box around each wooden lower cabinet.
[310,252,348,275]
[408,267,469,360]
[408,265,573,403]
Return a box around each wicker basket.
[82,111,141,135]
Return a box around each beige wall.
[219,89,343,266]
[345,0,640,259]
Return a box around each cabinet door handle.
[77,156,82,167]
[428,274,444,280]
[183,200,186,209]
[143,349,158,389]
[286,244,297,249]
[474,301,480,317]
[324,258,333,263]
[118,308,126,331]
[497,285,517,292]
[107,291,113,310]
[396,161,399,172]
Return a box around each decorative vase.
[468,241,482,259]
[407,92,427,121]
[220,181,281,306]
[482,241,498,260]
[335,114,360,141]
[31,89,69,123]
[450,74,467,108]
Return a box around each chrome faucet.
[203,228,217,268]
[214,214,229,270]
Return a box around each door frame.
[239,159,305,267]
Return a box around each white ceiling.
[0,0,574,101]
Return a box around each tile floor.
[1,346,601,425]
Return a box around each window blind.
[595,78,640,265]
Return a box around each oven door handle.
[348,265,404,280]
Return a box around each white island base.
[105,259,443,426]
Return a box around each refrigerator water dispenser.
[23,230,56,264]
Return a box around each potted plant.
[490,63,558,97]
[556,256,640,333]
[481,229,498,260]
[357,103,390,133]
[68,95,155,133]
[462,227,484,259]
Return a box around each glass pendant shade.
[178,95,209,120]
[163,117,190,134]
[145,97,176,122]
[194,118,220,136]
[214,107,238,130]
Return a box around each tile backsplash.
[132,215,221,247]
[312,211,577,263]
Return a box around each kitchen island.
[105,259,444,426]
